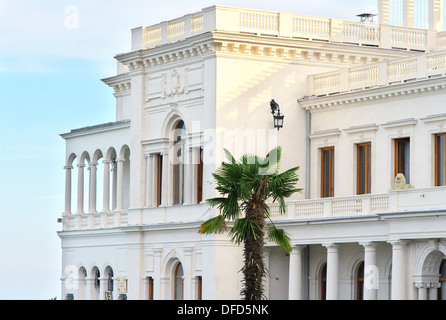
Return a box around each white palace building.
[59,0,446,300]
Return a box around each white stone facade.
[59,2,446,300]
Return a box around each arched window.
[356,261,364,300]
[174,262,184,300]
[320,263,327,300]
[438,259,446,300]
[173,120,186,205]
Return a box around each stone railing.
[309,49,446,96]
[62,211,128,231]
[62,187,446,230]
[131,6,441,52]
[269,186,446,220]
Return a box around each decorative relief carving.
[161,69,187,98]
[145,66,202,102]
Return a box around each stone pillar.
[361,242,378,300]
[183,147,193,205]
[289,245,305,300]
[429,283,440,300]
[76,163,85,214]
[324,243,339,300]
[415,283,428,300]
[64,165,73,214]
[161,153,169,206]
[145,154,153,207]
[89,161,97,213]
[102,160,111,212]
[390,240,407,300]
[116,158,125,211]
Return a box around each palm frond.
[199,215,227,234]
[206,196,241,220]
[229,218,262,245]
[266,224,292,253]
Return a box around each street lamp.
[270,99,284,130]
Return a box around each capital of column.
[415,282,441,289]
[388,240,408,250]
[63,165,73,170]
[77,163,86,168]
[322,243,340,250]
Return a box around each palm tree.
[199,146,301,300]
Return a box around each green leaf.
[229,218,262,245]
[199,215,227,234]
[267,224,292,253]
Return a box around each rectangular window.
[197,148,203,203]
[435,133,446,186]
[148,277,153,300]
[197,276,202,300]
[156,154,162,206]
[321,147,334,198]
[395,138,410,183]
[357,142,371,194]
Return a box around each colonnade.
[63,146,130,215]
[287,240,440,300]
[144,146,202,208]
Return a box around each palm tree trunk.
[242,205,266,300]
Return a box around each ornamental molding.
[299,76,446,111]
[114,30,412,74]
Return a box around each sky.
[0,0,431,300]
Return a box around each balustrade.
[310,50,446,96]
[135,6,441,51]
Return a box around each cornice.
[60,120,131,139]
[110,29,418,78]
[299,75,446,111]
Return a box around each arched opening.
[119,145,131,211]
[356,261,364,300]
[439,259,446,300]
[77,267,87,300]
[320,263,327,300]
[92,149,104,213]
[66,153,77,214]
[104,266,114,300]
[172,120,186,205]
[174,262,184,300]
[90,266,100,300]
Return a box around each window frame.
[435,133,446,186]
[394,137,411,183]
[320,147,335,198]
[357,142,371,195]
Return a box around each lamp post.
[270,99,284,130]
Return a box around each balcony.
[308,49,446,96]
[131,5,442,52]
[269,186,446,220]
[62,186,446,231]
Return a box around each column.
[289,245,305,300]
[145,154,153,207]
[361,242,378,300]
[183,147,193,205]
[102,160,111,212]
[390,240,407,300]
[429,283,440,300]
[64,165,73,214]
[415,283,428,300]
[89,161,97,213]
[161,153,169,206]
[116,158,125,211]
[76,163,85,214]
[192,147,201,203]
[324,243,339,300]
